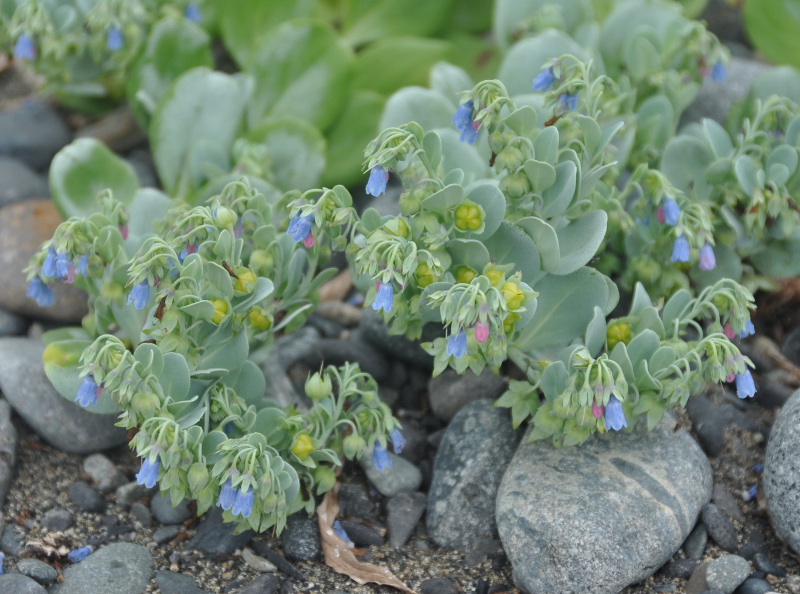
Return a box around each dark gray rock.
[279,513,321,562]
[386,491,427,547]
[154,569,206,594]
[428,367,506,422]
[150,492,192,525]
[684,523,709,559]
[395,423,428,466]
[16,558,58,585]
[151,525,181,545]
[0,99,71,170]
[186,508,253,559]
[427,401,520,549]
[754,375,794,409]
[738,541,767,560]
[496,415,712,594]
[1,523,23,555]
[125,150,158,189]
[272,326,321,371]
[686,561,710,594]
[419,577,459,594]
[0,400,17,506]
[249,540,306,581]
[338,520,383,547]
[713,484,746,523]
[0,158,48,207]
[660,558,699,579]
[764,389,800,556]
[701,504,739,552]
[337,482,377,519]
[0,573,48,594]
[0,338,127,454]
[0,309,27,337]
[49,542,153,594]
[300,334,389,384]
[360,445,422,497]
[237,574,283,594]
[115,481,153,511]
[69,481,106,513]
[359,309,434,369]
[705,554,750,593]
[686,393,757,457]
[83,453,127,493]
[129,502,153,528]
[40,509,73,531]
[733,578,774,594]
[752,552,785,577]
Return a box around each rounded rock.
[733,578,775,594]
[419,577,459,594]
[0,573,48,594]
[702,503,739,552]
[705,554,751,593]
[16,558,59,585]
[40,509,73,531]
[150,492,192,525]
[48,542,154,594]
[279,513,321,562]
[69,481,106,513]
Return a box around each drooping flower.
[119,224,129,239]
[451,100,474,131]
[106,26,123,51]
[698,243,716,271]
[446,328,468,358]
[75,374,101,408]
[217,479,236,510]
[389,427,406,454]
[661,198,680,226]
[670,235,690,263]
[532,67,556,91]
[604,395,627,431]
[372,281,394,313]
[366,166,389,197]
[740,320,755,338]
[14,33,36,61]
[231,485,254,518]
[67,546,93,563]
[135,456,160,489]
[184,3,202,23]
[711,61,726,82]
[735,369,757,398]
[558,93,579,111]
[0,551,4,574]
[474,320,490,343]
[42,247,58,278]
[127,280,150,310]
[55,251,70,279]
[333,520,354,548]
[287,214,314,243]
[743,484,758,501]
[26,276,55,307]
[179,242,198,263]
[460,120,480,144]
[723,322,735,340]
[591,401,605,419]
[372,443,392,471]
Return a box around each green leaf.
[421,184,464,215]
[200,329,249,372]
[523,159,557,193]
[702,118,734,159]
[429,62,473,106]
[493,0,594,50]
[661,289,692,330]
[159,352,191,401]
[541,160,578,217]
[49,138,139,220]
[515,217,560,273]
[380,87,456,131]
[134,342,164,377]
[660,135,712,197]
[540,360,569,401]
[445,238,491,272]
[743,0,800,69]
[236,278,275,311]
[553,210,607,275]
[505,106,539,138]
[150,68,247,196]
[636,95,675,153]
[180,300,216,321]
[483,222,541,283]
[202,430,228,463]
[246,20,353,131]
[750,238,800,278]
[626,329,660,367]
[690,243,743,287]
[341,0,457,47]
[225,360,267,407]
[584,306,607,357]
[125,189,171,251]
[247,118,326,192]
[734,155,760,198]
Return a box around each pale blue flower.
[372,443,391,471]
[372,282,394,313]
[662,198,680,226]
[735,369,756,398]
[217,479,236,510]
[106,26,123,51]
[0,551,4,574]
[740,320,755,338]
[287,214,313,242]
[671,235,690,263]
[55,251,70,278]
[366,166,388,197]
[711,61,726,82]
[699,243,716,271]
[184,3,202,22]
[27,277,54,307]
[460,122,480,144]
[77,255,89,276]
[558,93,579,111]
[446,329,468,358]
[136,456,159,488]
[532,67,556,91]
[42,247,58,277]
[14,34,36,61]
[67,546,92,563]
[75,374,99,407]
[451,100,474,131]
[389,427,405,454]
[128,280,150,310]
[604,395,627,431]
[231,485,254,518]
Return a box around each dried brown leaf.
[319,269,353,303]
[317,486,417,594]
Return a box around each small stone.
[242,547,277,572]
[154,569,205,594]
[739,541,767,560]
[0,573,48,594]
[237,574,283,594]
[150,492,192,525]
[75,105,145,154]
[428,368,506,422]
[701,503,739,552]
[733,578,775,594]
[49,542,154,594]
[83,454,127,494]
[752,552,786,577]
[419,577,459,594]
[786,575,800,594]
[315,301,362,327]
[1,523,23,555]
[705,555,751,593]
[151,525,181,545]
[359,309,434,369]
[40,509,73,531]
[279,513,321,562]
[16,558,59,585]
[713,484,746,523]
[185,508,253,559]
[68,481,106,513]
[0,400,17,507]
[0,158,49,207]
[686,393,757,457]
[661,558,699,579]
[115,481,153,511]
[0,308,27,337]
[337,520,383,547]
[684,524,709,559]
[337,482,377,519]
[301,334,389,383]
[360,445,422,497]
[685,562,710,594]
[129,502,153,529]
[306,313,345,338]
[386,491,426,547]
[0,99,71,170]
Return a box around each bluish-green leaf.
[341,0,457,47]
[515,216,560,273]
[553,210,607,275]
[247,118,326,192]
[743,0,800,69]
[584,306,607,357]
[380,87,456,131]
[541,160,578,217]
[483,222,541,283]
[159,352,191,401]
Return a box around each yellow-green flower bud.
[213,206,238,229]
[313,465,336,494]
[211,299,228,325]
[415,262,434,288]
[343,433,367,459]
[291,433,314,460]
[499,171,531,199]
[247,308,272,331]
[131,391,160,419]
[384,217,410,238]
[399,191,422,217]
[305,372,332,401]
[454,200,483,231]
[503,311,520,334]
[502,281,525,310]
[250,249,274,274]
[187,461,210,492]
[233,268,256,293]
[455,266,477,284]
[606,322,632,350]
[486,268,504,287]
[495,146,524,171]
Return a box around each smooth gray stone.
[151,525,181,545]
[338,520,383,547]
[387,491,427,547]
[129,502,153,529]
[150,492,192,525]
[360,445,422,497]
[16,558,58,585]
[115,481,154,511]
[68,481,106,513]
[337,482,377,519]
[705,555,750,593]
[1,523,23,555]
[733,578,774,594]
[765,389,800,556]
[301,334,389,383]
[702,503,738,553]
[359,309,435,369]
[279,513,321,562]
[83,453,127,494]
[684,523,709,560]
[686,393,757,457]
[427,401,520,549]
[0,308,28,337]
[49,543,154,594]
[0,99,71,170]
[0,338,127,454]
[0,158,48,207]
[713,484,746,523]
[752,552,785,577]
[237,574,283,594]
[185,508,254,559]
[0,400,17,506]
[428,368,506,422]
[496,415,711,594]
[419,577,459,594]
[0,573,48,594]
[40,509,73,531]
[154,569,207,594]
[660,558,699,580]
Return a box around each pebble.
[306,313,345,338]
[0,308,27,337]
[115,481,153,511]
[242,547,278,572]
[496,415,712,594]
[0,400,17,506]
[427,401,520,549]
[129,502,153,528]
[337,520,383,547]
[705,554,751,593]
[739,541,768,560]
[713,484,746,523]
[419,577,459,594]
[337,482,377,519]
[686,393,758,457]
[83,453,127,493]
[360,445,422,497]
[359,309,434,369]
[68,480,106,513]
[661,558,699,579]
[151,525,181,545]
[764,389,800,555]
[686,562,710,594]
[394,422,428,466]
[733,578,775,594]
[685,523,709,559]
[75,105,146,154]
[1,523,23,555]
[701,504,739,552]
[755,375,795,409]
[40,509,73,531]
[260,355,305,411]
[0,157,48,207]
[752,552,785,577]
[237,574,283,594]
[154,569,206,594]
[16,558,59,585]
[386,491,427,547]
[49,542,154,594]
[0,99,71,170]
[0,338,127,453]
[279,513,321,562]
[150,492,192,525]
[185,508,253,559]
[428,368,507,422]
[249,540,306,581]
[0,573,48,594]
[314,301,362,328]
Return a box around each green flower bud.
[305,372,332,401]
[130,391,160,419]
[187,461,210,492]
[313,465,336,494]
[495,146,524,171]
[213,206,238,229]
[399,191,422,217]
[552,396,576,419]
[250,249,274,274]
[499,171,531,199]
[606,322,632,350]
[291,433,314,460]
[343,433,366,459]
[454,200,484,231]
